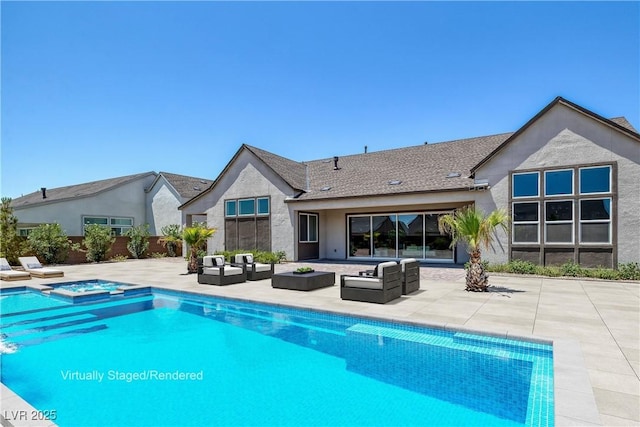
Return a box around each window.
[545,201,573,243]
[513,172,539,198]
[545,170,573,196]
[18,228,33,237]
[257,198,270,215]
[238,199,255,216]
[299,213,318,243]
[580,198,611,243]
[225,200,237,217]
[580,166,611,194]
[512,202,539,243]
[83,216,132,236]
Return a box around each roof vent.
[388,180,402,185]
[193,186,201,191]
[446,172,461,178]
[199,180,206,184]
[41,187,47,199]
[333,156,340,170]
[364,145,368,154]
[321,186,332,191]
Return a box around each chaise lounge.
[198,255,247,286]
[18,256,64,278]
[0,258,31,281]
[233,253,274,281]
[399,258,420,295]
[340,261,402,304]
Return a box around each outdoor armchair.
[198,255,247,286]
[233,253,274,281]
[340,261,402,304]
[399,258,420,295]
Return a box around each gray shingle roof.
[159,172,211,200]
[610,117,638,133]
[244,145,308,191]
[11,172,157,209]
[296,132,512,201]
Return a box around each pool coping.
[0,283,601,426]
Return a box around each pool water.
[0,290,71,315]
[0,289,554,426]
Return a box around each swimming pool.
[0,287,554,426]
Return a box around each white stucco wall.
[181,150,297,258]
[15,176,156,236]
[474,103,640,264]
[146,178,183,235]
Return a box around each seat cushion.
[343,276,383,290]
[234,253,253,264]
[203,266,243,276]
[251,263,271,272]
[376,261,398,277]
[203,255,226,268]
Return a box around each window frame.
[512,171,540,199]
[257,197,270,216]
[225,200,237,217]
[579,165,612,195]
[544,199,574,244]
[299,213,318,243]
[512,202,540,244]
[579,197,612,244]
[544,169,574,197]
[82,216,133,236]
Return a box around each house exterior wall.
[146,178,183,235]
[15,177,155,236]
[474,103,640,265]
[181,150,297,258]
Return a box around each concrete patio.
[1,257,638,426]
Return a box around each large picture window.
[224,196,271,251]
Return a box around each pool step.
[0,295,154,328]
[7,320,108,346]
[346,323,449,347]
[452,332,552,355]
[2,313,98,336]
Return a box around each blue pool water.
[0,290,71,315]
[0,288,554,426]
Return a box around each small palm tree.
[438,206,509,292]
[182,223,216,274]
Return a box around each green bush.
[124,224,150,259]
[109,254,128,262]
[158,224,182,257]
[150,252,167,259]
[560,261,583,277]
[618,262,640,280]
[0,197,28,264]
[27,223,74,265]
[214,249,287,264]
[506,260,539,275]
[83,224,115,263]
[540,266,562,277]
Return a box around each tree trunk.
[187,249,199,274]
[466,249,489,292]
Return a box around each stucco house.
[180,97,639,268]
[11,171,210,237]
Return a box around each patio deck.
[1,257,638,426]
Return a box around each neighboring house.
[11,171,210,237]
[180,97,639,267]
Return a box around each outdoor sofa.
[0,258,31,281]
[198,255,247,286]
[18,256,64,278]
[340,261,402,304]
[233,253,274,281]
[399,258,420,295]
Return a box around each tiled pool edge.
[0,283,602,426]
[0,383,58,427]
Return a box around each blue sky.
[2,1,638,199]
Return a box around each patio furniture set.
[0,257,65,281]
[197,254,421,304]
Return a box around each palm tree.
[182,223,216,274]
[438,206,509,292]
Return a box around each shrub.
[151,252,167,259]
[110,254,128,262]
[506,260,539,275]
[124,224,150,259]
[83,224,115,263]
[618,262,640,280]
[214,249,286,264]
[0,197,28,264]
[27,223,74,264]
[158,224,182,257]
[560,261,583,277]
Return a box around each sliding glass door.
[348,212,454,262]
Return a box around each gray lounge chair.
[340,261,402,304]
[18,256,64,278]
[198,255,247,286]
[233,253,274,281]
[0,258,31,281]
[399,258,420,294]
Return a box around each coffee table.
[271,271,335,291]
